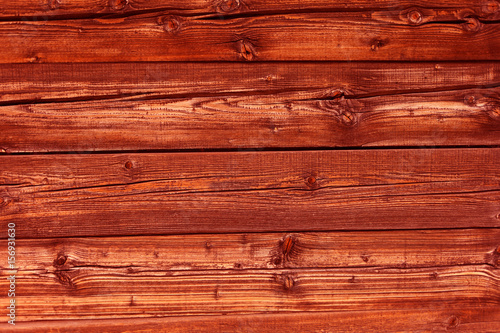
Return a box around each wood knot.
[124,161,133,169]
[447,315,460,329]
[282,235,295,257]
[236,39,256,61]
[283,274,294,290]
[48,0,62,10]
[487,105,500,120]
[464,95,476,106]
[110,0,128,11]
[370,39,387,51]
[205,241,213,250]
[360,254,369,263]
[54,255,68,267]
[407,10,423,24]
[217,0,240,13]
[329,90,345,100]
[482,1,500,14]
[162,16,182,34]
[429,272,438,280]
[340,110,356,126]
[55,271,76,289]
[0,196,12,208]
[463,17,481,32]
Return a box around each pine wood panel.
[1,86,499,152]
[2,0,500,20]
[1,11,499,63]
[1,62,499,152]
[7,229,500,274]
[1,149,499,238]
[1,265,498,320]
[7,308,500,333]
[1,62,498,104]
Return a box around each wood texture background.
[0,0,499,331]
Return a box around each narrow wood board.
[1,265,498,320]
[2,87,499,152]
[2,0,500,21]
[6,229,500,274]
[6,308,500,332]
[1,149,499,238]
[1,11,499,63]
[1,62,498,104]
[1,63,499,152]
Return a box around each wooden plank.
[1,62,498,104]
[1,265,498,320]
[1,149,499,238]
[7,308,500,332]
[2,0,500,21]
[8,229,500,274]
[0,11,499,63]
[1,86,499,152]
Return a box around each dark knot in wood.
[482,1,500,14]
[48,0,62,10]
[109,0,128,11]
[162,16,182,34]
[407,10,423,24]
[217,0,240,13]
[236,39,256,61]
[463,17,481,32]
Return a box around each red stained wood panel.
[1,148,499,238]
[0,11,498,63]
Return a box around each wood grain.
[1,86,499,152]
[2,0,500,20]
[6,229,500,273]
[1,265,498,320]
[1,11,499,63]
[1,62,498,104]
[1,149,499,238]
[6,308,500,332]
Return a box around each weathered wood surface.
[1,149,499,238]
[6,308,500,333]
[6,229,500,273]
[1,265,498,320]
[1,62,499,152]
[1,86,499,152]
[1,62,498,104]
[3,0,500,20]
[0,11,499,63]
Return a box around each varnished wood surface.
[0,11,499,63]
[1,149,499,238]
